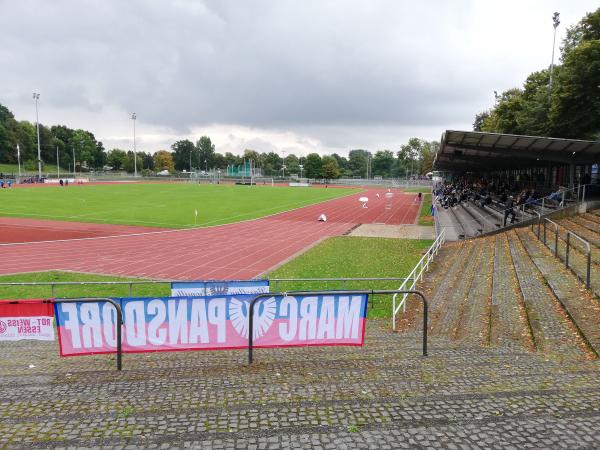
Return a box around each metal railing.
[0,280,171,298]
[269,277,408,293]
[391,230,445,329]
[566,231,592,288]
[543,218,559,256]
[1,297,123,370]
[535,217,592,289]
[248,289,429,364]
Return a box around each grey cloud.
[0,0,598,153]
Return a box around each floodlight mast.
[33,93,41,180]
[131,113,137,177]
[549,12,560,90]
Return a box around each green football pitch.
[0,183,359,228]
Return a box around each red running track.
[0,188,420,280]
[0,217,167,244]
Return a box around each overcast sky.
[0,0,597,156]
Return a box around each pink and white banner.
[53,294,368,356]
[0,301,55,341]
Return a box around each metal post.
[52,298,123,370]
[541,197,545,215]
[566,233,570,268]
[129,283,133,298]
[583,184,587,204]
[543,220,547,245]
[554,226,558,256]
[33,93,42,180]
[57,145,60,179]
[549,12,560,90]
[72,144,76,178]
[586,251,591,288]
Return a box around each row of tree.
[0,102,437,178]
[0,104,107,171]
[164,137,437,179]
[475,7,600,140]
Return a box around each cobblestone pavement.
[3,317,600,449]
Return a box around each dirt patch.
[349,224,436,240]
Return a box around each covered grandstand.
[434,130,600,188]
[432,130,600,240]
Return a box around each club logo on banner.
[0,301,55,341]
[170,280,269,297]
[53,294,368,356]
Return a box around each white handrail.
[392,228,446,329]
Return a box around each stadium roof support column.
[569,163,575,189]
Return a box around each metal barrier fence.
[0,278,412,300]
[3,290,427,369]
[248,289,429,364]
[536,217,592,289]
[391,229,445,330]
[0,280,171,299]
[3,297,123,370]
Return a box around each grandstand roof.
[434,130,600,171]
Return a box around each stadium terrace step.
[456,236,494,345]
[569,215,600,235]
[490,233,534,351]
[558,218,600,249]
[506,230,588,358]
[516,228,600,357]
[583,212,600,225]
[431,239,485,338]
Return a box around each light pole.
[56,145,60,179]
[549,12,560,90]
[189,149,192,173]
[16,143,21,177]
[131,113,137,177]
[204,159,207,172]
[72,143,76,178]
[33,93,41,180]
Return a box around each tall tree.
[154,150,175,172]
[304,153,322,178]
[107,149,126,170]
[197,136,216,170]
[348,149,368,177]
[171,139,195,171]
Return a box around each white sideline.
[392,228,446,330]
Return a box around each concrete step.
[456,236,495,345]
[490,233,535,351]
[506,230,588,358]
[516,228,600,357]
[428,241,479,334]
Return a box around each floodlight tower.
[33,93,41,179]
[131,113,137,177]
[549,12,560,90]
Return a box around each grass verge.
[267,236,433,318]
[0,271,169,300]
[418,193,433,226]
[403,186,433,193]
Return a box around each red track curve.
[0,188,420,280]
